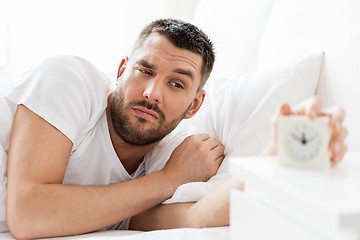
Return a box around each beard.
[110,91,190,146]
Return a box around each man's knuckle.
[186,135,196,141]
[197,143,207,152]
[313,95,322,103]
[339,106,346,118]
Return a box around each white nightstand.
[229,152,360,240]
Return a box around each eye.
[137,68,152,76]
[170,82,184,89]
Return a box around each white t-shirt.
[3,55,152,230]
[0,55,224,233]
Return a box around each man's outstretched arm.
[129,97,348,231]
[129,177,243,230]
[6,105,224,239]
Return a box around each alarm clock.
[277,115,331,168]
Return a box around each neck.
[106,94,158,174]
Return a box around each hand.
[162,134,225,188]
[270,96,348,166]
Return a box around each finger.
[278,102,292,116]
[337,145,348,163]
[331,145,347,166]
[323,106,346,123]
[191,134,211,141]
[211,143,225,156]
[211,144,225,162]
[215,155,225,164]
[329,126,347,150]
[329,127,348,158]
[293,96,323,119]
[323,106,346,133]
[271,103,291,144]
[334,127,348,143]
[205,137,223,150]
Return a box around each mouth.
[132,107,159,121]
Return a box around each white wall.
[192,0,275,80]
[257,0,360,152]
[0,0,199,79]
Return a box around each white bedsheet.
[0,227,229,240]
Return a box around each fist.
[163,134,225,186]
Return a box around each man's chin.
[133,116,161,130]
[136,116,152,124]
[119,131,163,146]
[118,123,164,146]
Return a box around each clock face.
[286,124,322,161]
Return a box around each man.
[2,19,346,239]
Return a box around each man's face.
[110,33,204,146]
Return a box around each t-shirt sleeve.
[5,55,109,143]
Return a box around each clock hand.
[301,132,307,144]
[291,133,303,143]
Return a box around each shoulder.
[5,55,112,143]
[32,55,106,82]
[31,55,89,76]
[23,55,112,98]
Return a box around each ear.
[117,57,129,79]
[184,90,206,119]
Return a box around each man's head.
[133,18,215,90]
[110,19,215,146]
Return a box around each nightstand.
[229,152,360,240]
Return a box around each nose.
[142,78,163,104]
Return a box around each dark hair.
[134,18,215,89]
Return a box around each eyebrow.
[137,59,156,69]
[174,68,194,81]
[137,59,194,81]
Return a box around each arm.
[7,105,224,239]
[129,177,244,231]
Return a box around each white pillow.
[145,52,323,203]
[182,52,323,157]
